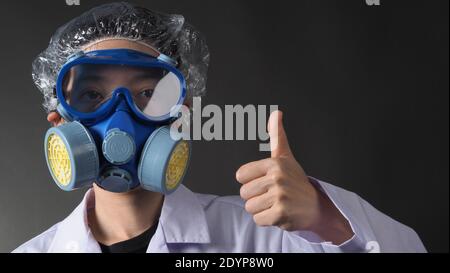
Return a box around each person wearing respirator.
[14,2,426,253]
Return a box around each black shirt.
[98,224,158,253]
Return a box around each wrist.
[310,189,354,245]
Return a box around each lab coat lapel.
[48,189,101,253]
[147,184,211,252]
[47,184,211,253]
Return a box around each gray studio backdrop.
[0,0,448,252]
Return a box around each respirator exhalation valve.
[97,167,133,193]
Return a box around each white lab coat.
[13,177,426,253]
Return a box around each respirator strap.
[56,103,74,122]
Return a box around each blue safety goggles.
[55,48,186,124]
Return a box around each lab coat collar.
[160,184,211,244]
[48,184,211,252]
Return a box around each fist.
[236,111,354,243]
[236,111,320,231]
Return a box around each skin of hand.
[236,110,354,245]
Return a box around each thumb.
[268,110,292,158]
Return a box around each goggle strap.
[157,53,178,67]
[57,103,74,122]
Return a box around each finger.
[268,110,292,158]
[240,175,272,200]
[253,206,280,227]
[47,111,63,126]
[244,192,275,215]
[236,158,272,184]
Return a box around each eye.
[81,90,104,101]
[138,89,154,99]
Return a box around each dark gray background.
[0,0,448,252]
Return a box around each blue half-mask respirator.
[44,48,191,194]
